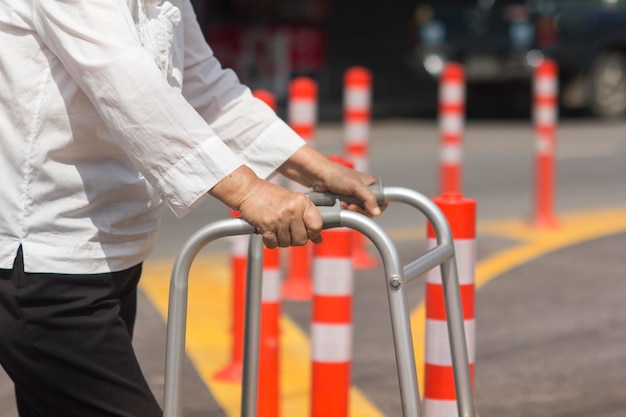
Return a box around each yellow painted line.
[140,256,382,416]
[411,205,626,396]
[140,205,626,415]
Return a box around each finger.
[289,219,309,246]
[262,231,278,249]
[361,191,381,216]
[340,178,380,217]
[303,204,323,242]
[345,203,371,217]
[311,234,323,244]
[276,224,291,248]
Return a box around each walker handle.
[305,180,385,208]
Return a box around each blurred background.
[189,0,626,121]
[4,2,626,416]
[190,0,435,119]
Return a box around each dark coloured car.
[407,0,626,118]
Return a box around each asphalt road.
[2,117,626,416]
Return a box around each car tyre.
[588,51,626,119]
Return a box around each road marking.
[140,205,626,415]
[412,206,626,396]
[141,257,382,416]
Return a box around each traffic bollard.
[343,66,379,270]
[439,62,465,195]
[258,245,281,417]
[532,58,559,228]
[311,224,354,417]
[283,76,318,300]
[253,88,282,416]
[424,192,476,417]
[213,209,248,382]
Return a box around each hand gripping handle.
[305,180,385,208]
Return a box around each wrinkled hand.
[277,146,385,218]
[210,147,385,249]
[310,159,385,217]
[210,166,322,248]
[215,167,323,248]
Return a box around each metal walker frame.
[162,186,476,417]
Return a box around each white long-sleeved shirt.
[0,0,305,273]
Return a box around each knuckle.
[262,232,277,248]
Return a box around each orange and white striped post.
[311,225,354,417]
[251,88,282,417]
[257,245,281,417]
[344,66,372,179]
[532,58,559,228]
[288,76,318,146]
[214,209,248,382]
[282,77,318,300]
[424,192,476,417]
[343,66,378,270]
[215,90,279,384]
[439,63,465,195]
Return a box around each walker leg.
[440,258,476,417]
[387,279,423,417]
[241,235,265,417]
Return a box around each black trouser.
[0,247,162,417]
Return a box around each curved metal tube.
[240,235,264,417]
[339,210,422,417]
[163,187,476,417]
[163,207,345,417]
[404,244,454,285]
[164,218,254,417]
[383,187,454,247]
[383,187,476,417]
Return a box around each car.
[407,0,626,118]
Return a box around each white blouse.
[0,0,305,273]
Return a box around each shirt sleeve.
[178,0,306,180]
[31,0,250,218]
